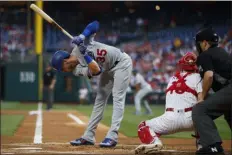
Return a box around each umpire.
[43,64,56,110]
[192,27,232,155]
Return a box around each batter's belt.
[166,107,193,113]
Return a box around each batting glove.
[72,35,84,46]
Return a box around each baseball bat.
[30,4,74,39]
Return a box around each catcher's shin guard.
[138,121,160,144]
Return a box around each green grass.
[1,102,231,139]
[1,102,78,111]
[1,115,25,136]
[1,102,39,110]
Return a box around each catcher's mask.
[178,52,198,72]
[194,27,219,54]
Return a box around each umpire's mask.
[194,27,219,54]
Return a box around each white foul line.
[67,113,85,125]
[33,102,43,144]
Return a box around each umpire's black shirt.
[43,70,55,87]
[197,47,232,92]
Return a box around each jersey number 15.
[96,49,107,63]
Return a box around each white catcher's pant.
[135,86,152,113]
[146,110,193,135]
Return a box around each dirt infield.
[1,109,231,155]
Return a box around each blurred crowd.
[0,24,35,63]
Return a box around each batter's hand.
[72,36,84,46]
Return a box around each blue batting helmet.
[50,50,70,71]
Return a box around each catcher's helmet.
[178,52,198,72]
[50,50,70,71]
[194,27,219,53]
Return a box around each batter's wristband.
[84,55,93,64]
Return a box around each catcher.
[135,52,203,154]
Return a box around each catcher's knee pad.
[138,121,158,144]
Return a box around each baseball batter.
[130,69,153,115]
[51,21,132,148]
[135,52,203,154]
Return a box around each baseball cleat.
[191,134,202,150]
[135,139,163,154]
[196,143,224,155]
[196,138,203,151]
[70,138,94,146]
[99,138,117,148]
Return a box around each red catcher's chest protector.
[166,72,197,97]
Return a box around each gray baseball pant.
[82,54,132,143]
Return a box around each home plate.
[12,147,42,150]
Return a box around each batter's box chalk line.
[11,147,42,150]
